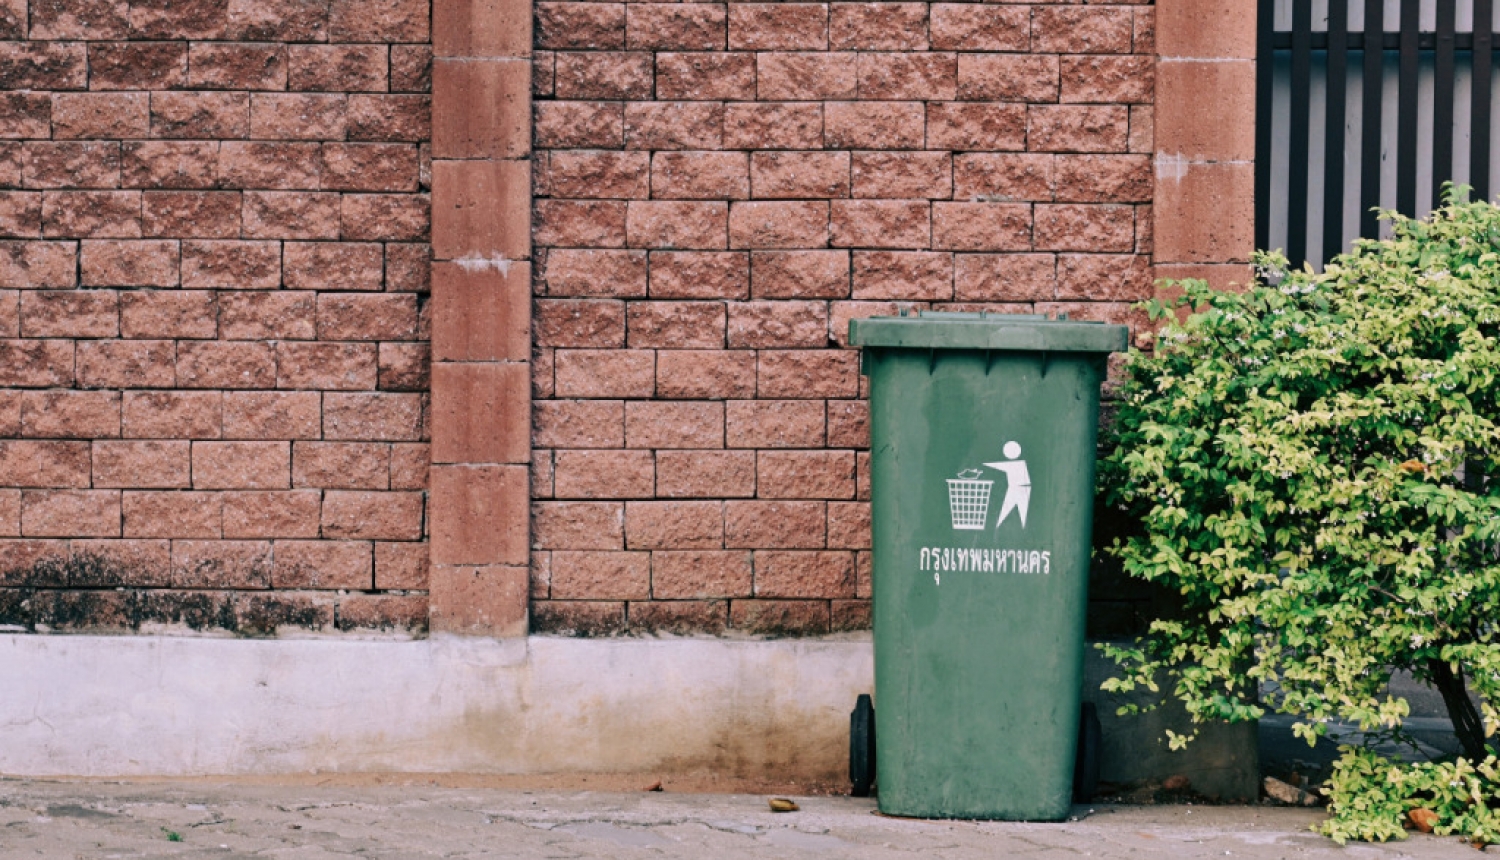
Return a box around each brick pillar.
[1152,0,1257,286]
[428,0,533,635]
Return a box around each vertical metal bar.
[1325,0,1350,261]
[1256,0,1276,253]
[1474,0,1494,201]
[1397,0,1420,216]
[1361,0,1386,238]
[1434,0,1456,209]
[1288,0,1314,265]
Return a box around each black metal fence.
[1257,0,1498,268]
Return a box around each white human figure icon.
[983,441,1031,529]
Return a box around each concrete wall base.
[0,633,1258,798]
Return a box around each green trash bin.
[848,311,1128,821]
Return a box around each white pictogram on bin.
[946,469,993,530]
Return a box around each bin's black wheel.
[850,693,876,797]
[1073,701,1102,802]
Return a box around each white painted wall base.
[0,633,874,779]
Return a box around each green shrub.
[1100,187,1500,842]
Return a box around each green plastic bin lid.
[847,310,1129,353]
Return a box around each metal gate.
[1257,0,1499,269]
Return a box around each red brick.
[324,391,424,441]
[375,540,426,589]
[726,299,827,348]
[627,3,725,50]
[1028,105,1129,154]
[0,391,15,437]
[120,491,221,537]
[122,391,221,439]
[857,52,956,101]
[433,260,531,358]
[926,103,1025,152]
[249,93,347,140]
[626,301,724,349]
[321,490,423,540]
[536,2,624,49]
[729,4,826,50]
[0,339,74,387]
[87,41,185,90]
[222,391,320,440]
[381,343,429,393]
[826,400,868,448]
[756,51,856,100]
[0,42,87,89]
[823,101,923,149]
[222,490,321,538]
[293,441,389,490]
[851,152,950,200]
[217,142,320,190]
[957,54,1058,102]
[650,550,751,598]
[754,550,853,597]
[1035,204,1135,252]
[535,101,623,149]
[534,400,624,448]
[726,399,824,447]
[273,540,372,589]
[1060,55,1154,104]
[654,349,755,399]
[177,341,277,389]
[554,349,655,398]
[429,362,526,458]
[625,201,727,250]
[535,298,624,348]
[1056,254,1153,301]
[0,440,89,487]
[932,202,1030,252]
[650,151,749,200]
[120,141,218,190]
[757,349,858,398]
[329,0,426,41]
[218,291,316,340]
[42,190,141,238]
[1033,6,1133,54]
[628,600,729,634]
[288,45,388,92]
[0,290,14,337]
[655,449,754,498]
[531,599,624,634]
[546,151,650,199]
[19,289,118,338]
[757,450,854,499]
[656,51,756,100]
[553,51,652,100]
[750,250,849,298]
[724,102,822,150]
[242,191,340,239]
[0,241,75,289]
[0,192,41,239]
[192,441,289,490]
[930,4,1027,51]
[317,294,418,341]
[829,2,926,50]
[348,93,429,141]
[385,242,431,290]
[30,0,128,38]
[80,239,180,286]
[953,153,1056,202]
[148,91,248,139]
[724,500,824,548]
[431,159,530,261]
[21,390,119,439]
[427,564,525,636]
[750,151,849,199]
[21,142,121,189]
[954,253,1056,302]
[625,500,722,549]
[74,340,170,389]
[282,242,384,292]
[321,143,419,192]
[553,449,654,499]
[22,490,120,537]
[827,500,870,550]
[0,93,50,138]
[728,200,828,249]
[832,599,870,630]
[643,251,744,300]
[623,401,722,449]
[1055,154,1152,203]
[187,43,287,91]
[533,51,554,96]
[730,598,830,633]
[532,500,623,550]
[831,200,930,249]
[549,550,649,599]
[68,539,174,586]
[338,190,428,242]
[141,192,240,239]
[622,102,722,151]
[170,540,271,588]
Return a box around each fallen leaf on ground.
[1407,808,1439,833]
[769,798,799,812]
[643,781,662,792]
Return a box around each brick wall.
[0,0,433,633]
[529,0,1156,635]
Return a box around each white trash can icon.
[946,471,993,530]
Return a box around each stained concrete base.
[0,633,1259,796]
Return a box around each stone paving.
[0,778,1476,859]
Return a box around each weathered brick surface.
[532,0,1154,635]
[1,0,433,634]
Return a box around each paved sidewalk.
[0,778,1475,858]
